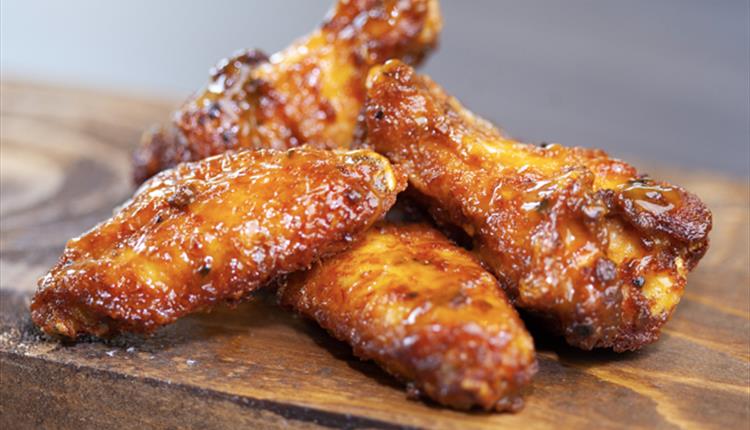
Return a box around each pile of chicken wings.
[31,0,711,412]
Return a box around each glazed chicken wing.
[32,148,405,338]
[365,60,712,351]
[279,222,537,412]
[133,0,442,183]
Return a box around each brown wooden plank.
[1,81,748,429]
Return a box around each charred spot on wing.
[595,258,617,283]
[405,382,422,400]
[210,48,269,81]
[449,292,469,308]
[220,129,235,145]
[617,176,712,246]
[536,198,551,214]
[167,184,197,210]
[243,77,265,95]
[571,322,594,339]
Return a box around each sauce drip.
[622,181,680,215]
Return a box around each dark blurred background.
[2,0,748,176]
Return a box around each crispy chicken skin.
[279,222,537,412]
[365,60,712,351]
[32,148,405,338]
[132,0,442,183]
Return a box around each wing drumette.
[365,60,712,351]
[32,148,405,338]
[279,222,537,412]
[133,0,442,183]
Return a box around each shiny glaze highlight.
[32,148,405,338]
[365,60,712,351]
[279,222,537,411]
[133,0,442,183]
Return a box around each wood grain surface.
[1,81,748,429]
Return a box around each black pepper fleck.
[198,257,212,276]
[536,198,550,213]
[208,102,222,119]
[345,189,362,203]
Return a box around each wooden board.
[1,81,748,430]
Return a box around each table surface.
[0,81,748,429]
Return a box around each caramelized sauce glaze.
[365,60,712,351]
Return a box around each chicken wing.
[32,148,405,338]
[279,222,537,412]
[365,60,712,351]
[132,0,442,183]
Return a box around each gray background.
[2,0,749,176]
